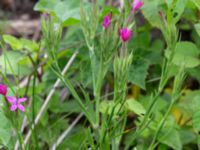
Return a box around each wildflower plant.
[0,0,200,149]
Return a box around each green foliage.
[0,0,200,149]
[172,42,200,68]
[34,0,80,26]
[195,23,200,37]
[0,51,32,75]
[0,111,12,147]
[125,98,146,116]
[128,59,149,90]
[3,35,39,51]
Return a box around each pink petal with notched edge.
[6,96,17,104]
[18,97,27,103]
[18,104,25,112]
[10,104,18,111]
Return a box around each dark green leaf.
[128,59,149,89]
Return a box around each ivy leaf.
[128,59,149,90]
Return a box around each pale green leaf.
[3,35,22,50]
[0,51,31,75]
[172,42,200,68]
[0,111,11,146]
[34,0,57,12]
[125,98,146,115]
[159,128,182,150]
[54,1,80,22]
[173,0,188,23]
[142,1,163,29]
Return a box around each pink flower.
[6,96,27,112]
[132,0,144,12]
[119,28,132,42]
[0,84,7,96]
[103,13,112,29]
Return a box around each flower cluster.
[0,84,27,112]
[102,0,143,42]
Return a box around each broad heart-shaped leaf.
[195,23,200,37]
[0,111,11,146]
[128,59,149,90]
[125,98,146,116]
[142,1,163,29]
[172,42,200,68]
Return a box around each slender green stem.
[95,60,104,126]
[31,70,39,149]
[148,100,174,150]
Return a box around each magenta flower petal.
[10,104,18,111]
[119,28,132,42]
[6,96,17,104]
[18,97,27,103]
[132,0,144,12]
[18,104,25,112]
[0,84,7,96]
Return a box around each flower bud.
[0,84,7,96]
[103,13,112,29]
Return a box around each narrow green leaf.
[195,23,200,37]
